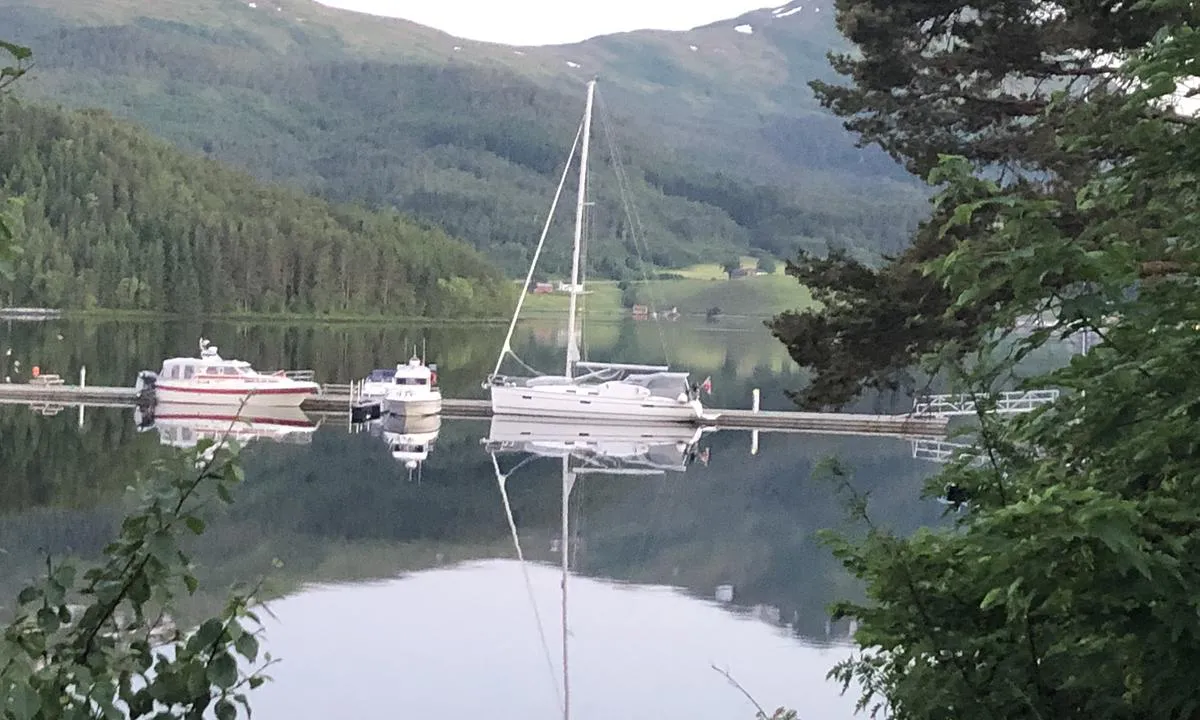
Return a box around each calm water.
[0,317,947,719]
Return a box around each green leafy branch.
[0,41,29,93]
[0,429,274,719]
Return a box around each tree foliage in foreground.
[769,0,1196,408]
[823,11,1200,719]
[0,439,270,719]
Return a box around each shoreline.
[7,309,783,325]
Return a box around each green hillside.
[0,99,512,316]
[0,0,928,278]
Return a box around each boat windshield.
[201,365,255,376]
[366,369,396,382]
[619,372,691,399]
[394,376,428,386]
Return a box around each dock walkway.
[0,384,948,438]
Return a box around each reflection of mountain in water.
[0,404,940,643]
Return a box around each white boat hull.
[154,383,318,408]
[490,385,704,423]
[382,392,442,418]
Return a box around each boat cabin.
[394,357,437,387]
[159,340,260,381]
[159,357,256,381]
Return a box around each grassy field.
[671,256,784,280]
[518,269,813,319]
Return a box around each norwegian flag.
[700,376,712,395]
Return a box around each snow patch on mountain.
[734,24,753,34]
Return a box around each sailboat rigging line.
[491,454,565,713]
[491,118,586,380]
[565,80,597,378]
[595,91,671,365]
[507,351,545,378]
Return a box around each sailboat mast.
[565,79,596,378]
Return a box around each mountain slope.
[0,100,513,315]
[1,0,928,276]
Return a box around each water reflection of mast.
[492,453,565,715]
[560,454,573,720]
[486,417,707,720]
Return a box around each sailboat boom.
[574,361,670,372]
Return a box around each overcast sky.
[314,0,782,45]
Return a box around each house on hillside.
[728,267,753,279]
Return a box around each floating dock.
[0,384,948,438]
[0,307,63,320]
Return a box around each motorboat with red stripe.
[139,338,319,407]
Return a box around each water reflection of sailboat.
[134,403,317,448]
[483,416,709,475]
[367,413,441,478]
[483,417,711,719]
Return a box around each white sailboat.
[484,79,716,425]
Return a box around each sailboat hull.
[490,385,704,423]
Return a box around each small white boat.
[381,356,442,418]
[135,403,317,448]
[359,367,397,401]
[148,338,319,408]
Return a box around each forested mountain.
[0,100,513,315]
[0,0,929,277]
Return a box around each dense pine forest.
[0,100,513,316]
